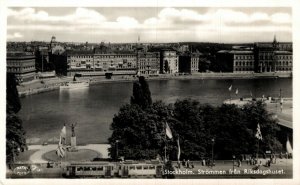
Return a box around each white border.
[1,0,299,185]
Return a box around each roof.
[217,50,253,54]
[274,51,292,54]
[7,51,35,59]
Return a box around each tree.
[110,93,282,161]
[130,76,152,108]
[242,101,282,154]
[6,73,27,165]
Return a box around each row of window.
[69,59,134,63]
[277,68,292,71]
[70,55,135,59]
[259,55,292,60]
[235,55,254,60]
[74,64,133,68]
[275,55,292,60]
[7,66,35,72]
[235,61,254,66]
[276,61,292,66]
[260,61,292,66]
[235,68,254,71]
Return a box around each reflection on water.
[59,87,89,102]
[19,78,292,144]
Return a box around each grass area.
[15,149,38,162]
[42,149,100,162]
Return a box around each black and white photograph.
[2,0,299,183]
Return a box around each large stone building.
[66,50,137,76]
[7,51,36,82]
[254,37,293,73]
[216,50,254,73]
[161,49,178,74]
[179,53,200,73]
[216,37,292,73]
[273,51,293,72]
[137,52,160,75]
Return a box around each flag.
[177,137,181,161]
[235,88,239,95]
[60,125,66,140]
[286,137,293,154]
[166,122,173,139]
[255,123,263,140]
[228,85,232,91]
[56,136,66,158]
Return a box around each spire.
[273,35,277,43]
[273,34,278,50]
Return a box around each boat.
[60,75,89,90]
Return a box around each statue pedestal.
[71,136,77,149]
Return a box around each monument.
[69,123,78,151]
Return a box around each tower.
[272,35,279,50]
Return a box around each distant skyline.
[7,7,292,43]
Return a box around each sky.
[7,7,292,43]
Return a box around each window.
[136,166,142,170]
[129,166,135,170]
[143,166,149,170]
[149,165,155,170]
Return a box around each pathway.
[27,144,110,163]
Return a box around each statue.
[69,122,78,150]
[70,123,77,137]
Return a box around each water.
[18,78,292,144]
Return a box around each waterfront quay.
[17,72,291,97]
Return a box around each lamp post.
[116,140,119,161]
[211,138,215,167]
[232,155,235,171]
[12,141,15,163]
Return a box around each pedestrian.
[182,159,186,167]
[191,162,194,169]
[187,160,190,168]
[177,161,181,169]
[202,158,206,166]
[279,152,282,159]
[238,160,242,167]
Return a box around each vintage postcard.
[1,0,299,184]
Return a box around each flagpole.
[257,139,259,159]
[164,122,167,163]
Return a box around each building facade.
[254,38,293,73]
[161,50,178,74]
[274,51,293,72]
[7,52,36,82]
[66,50,137,76]
[216,37,292,73]
[232,51,254,73]
[179,53,200,73]
[216,50,254,73]
[138,52,160,75]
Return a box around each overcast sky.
[7,7,292,43]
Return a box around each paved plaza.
[16,144,110,163]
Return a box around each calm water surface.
[18,78,292,144]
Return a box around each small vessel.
[60,75,89,90]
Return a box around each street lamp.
[211,138,215,167]
[116,140,119,161]
[232,155,235,171]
